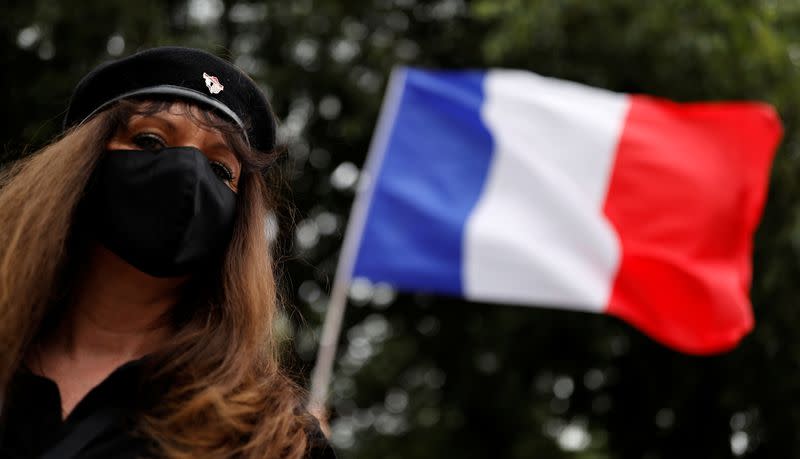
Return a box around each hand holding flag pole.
[309,66,782,418]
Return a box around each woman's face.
[106,103,242,192]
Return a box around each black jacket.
[0,360,335,458]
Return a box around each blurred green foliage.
[3,0,800,457]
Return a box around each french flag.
[346,68,782,355]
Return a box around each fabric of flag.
[350,67,782,355]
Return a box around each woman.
[0,47,334,458]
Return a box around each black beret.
[63,46,276,152]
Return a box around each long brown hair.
[0,101,314,458]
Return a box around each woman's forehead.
[128,103,208,124]
[130,99,214,119]
[124,99,242,137]
[128,111,220,138]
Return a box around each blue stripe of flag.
[351,69,495,295]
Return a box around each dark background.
[3,0,800,457]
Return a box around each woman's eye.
[132,133,167,150]
[209,161,234,183]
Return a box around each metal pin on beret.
[63,46,276,152]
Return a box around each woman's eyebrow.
[130,113,177,133]
[208,141,235,152]
[209,143,241,166]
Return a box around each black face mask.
[84,147,237,277]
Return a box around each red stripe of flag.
[604,97,782,354]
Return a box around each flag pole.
[307,257,350,419]
[308,67,409,418]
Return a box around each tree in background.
[3,1,800,458]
